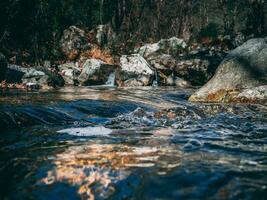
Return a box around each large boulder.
[60,26,91,60]
[190,38,267,103]
[58,62,81,85]
[0,53,7,81]
[78,59,117,85]
[116,54,155,87]
[137,37,187,58]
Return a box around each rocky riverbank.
[1,26,266,104]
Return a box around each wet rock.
[58,62,81,85]
[137,37,187,58]
[165,75,191,88]
[26,82,40,90]
[146,54,177,86]
[78,58,117,85]
[123,79,144,87]
[116,54,154,87]
[60,26,91,60]
[190,38,267,103]
[0,52,8,81]
[6,64,64,88]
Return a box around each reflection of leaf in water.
[41,143,182,199]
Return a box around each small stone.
[26,82,40,90]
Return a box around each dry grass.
[81,46,115,65]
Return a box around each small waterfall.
[152,69,159,87]
[105,72,116,86]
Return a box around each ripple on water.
[0,88,267,200]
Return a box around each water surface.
[0,87,266,200]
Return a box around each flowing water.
[0,87,266,200]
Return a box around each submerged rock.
[190,38,267,103]
[0,52,7,81]
[78,58,117,85]
[116,54,154,87]
[58,62,81,85]
[60,26,91,60]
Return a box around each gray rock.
[6,64,65,88]
[32,66,65,87]
[190,38,267,102]
[166,75,191,88]
[124,79,144,87]
[235,85,267,103]
[78,59,117,85]
[60,26,91,59]
[0,53,8,81]
[22,68,50,86]
[116,54,154,87]
[6,64,32,83]
[22,68,46,78]
[137,37,187,58]
[175,58,211,86]
[148,54,176,72]
[146,47,224,86]
[58,62,81,85]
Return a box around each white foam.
[57,126,112,137]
